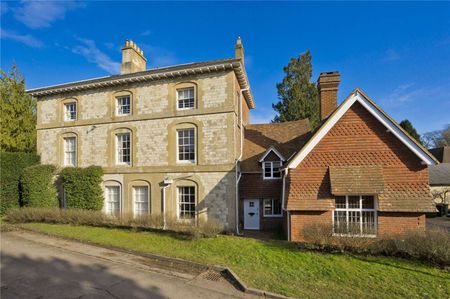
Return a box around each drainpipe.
[281,167,290,241]
[236,87,249,235]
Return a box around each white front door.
[244,199,260,230]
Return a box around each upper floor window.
[116,95,131,116]
[116,132,131,165]
[177,87,195,110]
[64,137,77,167]
[177,128,195,163]
[64,102,77,121]
[263,161,282,179]
[333,195,377,237]
[178,186,196,220]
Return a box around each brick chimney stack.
[318,71,340,120]
[235,36,244,65]
[121,40,147,75]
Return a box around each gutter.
[235,87,249,235]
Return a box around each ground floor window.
[178,186,196,220]
[333,195,377,236]
[133,186,149,216]
[263,199,282,217]
[105,186,120,216]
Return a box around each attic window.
[263,161,282,179]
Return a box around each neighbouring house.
[429,147,450,213]
[29,38,438,240]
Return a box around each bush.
[60,166,104,210]
[0,152,40,214]
[21,165,58,208]
[5,207,224,238]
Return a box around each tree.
[422,124,450,149]
[272,50,320,129]
[0,65,36,152]
[399,119,422,144]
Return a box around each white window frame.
[176,87,195,110]
[133,186,150,216]
[64,102,77,121]
[332,195,378,237]
[116,132,131,165]
[262,161,282,180]
[263,199,283,217]
[116,95,131,116]
[105,185,121,216]
[63,137,77,167]
[177,186,196,220]
[176,128,196,164]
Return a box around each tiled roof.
[429,163,450,185]
[241,119,311,172]
[329,165,384,195]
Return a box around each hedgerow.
[20,164,59,208]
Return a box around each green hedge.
[21,165,59,208]
[0,152,40,214]
[60,166,104,210]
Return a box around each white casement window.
[263,199,282,217]
[263,161,282,179]
[105,186,120,216]
[333,195,377,237]
[116,96,131,115]
[64,103,77,121]
[177,88,195,109]
[116,133,131,165]
[178,186,196,220]
[133,186,149,216]
[177,128,195,163]
[63,137,77,167]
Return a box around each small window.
[64,103,77,121]
[333,195,377,237]
[263,199,282,217]
[116,133,131,165]
[177,88,195,109]
[105,186,120,216]
[178,186,196,220]
[63,137,77,167]
[263,161,282,179]
[116,95,131,115]
[133,186,149,216]
[177,128,195,163]
[249,201,254,207]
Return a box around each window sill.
[177,161,196,165]
[263,177,282,180]
[263,215,283,218]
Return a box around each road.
[0,231,256,299]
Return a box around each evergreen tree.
[399,119,422,145]
[0,65,36,152]
[272,50,319,128]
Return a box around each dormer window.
[116,95,131,115]
[263,161,282,179]
[64,102,77,121]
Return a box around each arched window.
[174,82,197,110]
[114,128,132,166]
[113,90,133,116]
[130,180,151,216]
[104,180,122,216]
[59,132,79,167]
[61,98,78,122]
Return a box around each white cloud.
[0,28,43,48]
[72,38,120,74]
[382,49,400,62]
[140,44,177,67]
[13,0,84,29]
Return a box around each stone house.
[29,38,438,240]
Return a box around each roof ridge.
[246,118,309,128]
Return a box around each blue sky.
[1,1,449,134]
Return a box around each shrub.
[60,166,104,210]
[21,165,59,208]
[0,152,40,214]
[5,207,224,238]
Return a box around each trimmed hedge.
[0,152,40,214]
[21,164,59,208]
[60,166,104,210]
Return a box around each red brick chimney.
[318,71,340,120]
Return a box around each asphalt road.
[0,231,255,299]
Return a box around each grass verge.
[18,223,450,299]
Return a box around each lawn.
[21,223,450,299]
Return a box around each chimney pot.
[318,71,340,120]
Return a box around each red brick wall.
[288,101,432,239]
[290,211,332,242]
[378,212,426,237]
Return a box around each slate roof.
[429,147,450,163]
[429,163,450,186]
[241,119,311,172]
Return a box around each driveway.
[0,231,256,299]
[427,216,450,232]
